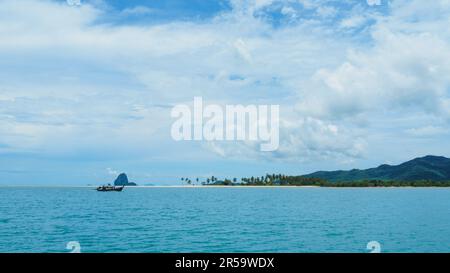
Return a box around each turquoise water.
[0,187,450,253]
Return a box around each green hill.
[303,155,450,182]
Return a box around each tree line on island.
[180,156,450,187]
[181,174,450,187]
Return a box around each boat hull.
[96,186,124,192]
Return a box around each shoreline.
[0,185,449,189]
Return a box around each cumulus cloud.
[202,109,365,162]
[1,0,449,168]
[294,0,450,123]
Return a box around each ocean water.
[0,187,449,253]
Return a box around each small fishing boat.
[96,184,125,192]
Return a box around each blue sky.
[85,0,233,24]
[1,0,450,185]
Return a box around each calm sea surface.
[0,187,449,253]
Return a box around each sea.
[0,187,449,253]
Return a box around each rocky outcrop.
[114,173,137,186]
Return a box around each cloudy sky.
[1,0,450,185]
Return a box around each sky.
[1,0,450,185]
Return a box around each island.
[114,173,137,186]
[184,155,450,187]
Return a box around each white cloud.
[340,15,367,28]
[1,0,450,166]
[281,6,297,18]
[106,167,119,176]
[406,126,449,137]
[315,6,337,18]
[233,38,253,63]
[121,6,154,16]
[203,115,365,161]
[296,24,450,121]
